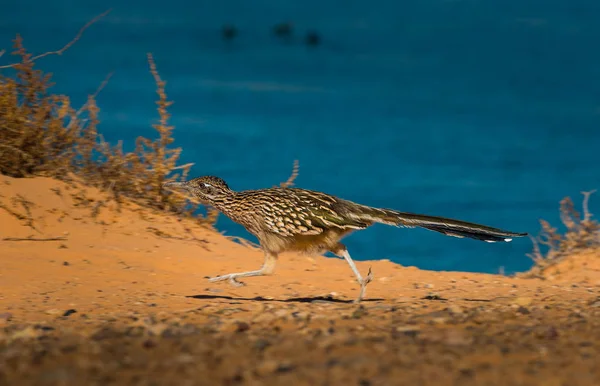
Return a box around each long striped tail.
[356,206,527,243]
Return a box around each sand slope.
[1,174,599,385]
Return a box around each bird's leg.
[208,251,277,287]
[332,244,374,303]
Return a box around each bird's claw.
[228,276,246,287]
[354,267,374,304]
[208,274,246,287]
[364,266,373,285]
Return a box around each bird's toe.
[364,267,374,284]
[229,276,246,287]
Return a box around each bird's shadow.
[187,294,384,304]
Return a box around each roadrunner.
[164,176,527,302]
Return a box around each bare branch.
[89,71,114,100]
[163,187,202,205]
[170,163,194,171]
[3,236,67,242]
[149,163,194,173]
[67,71,114,129]
[147,52,161,86]
[225,235,260,249]
[0,9,111,69]
[280,159,299,188]
[526,234,543,263]
[0,143,33,160]
[581,190,597,222]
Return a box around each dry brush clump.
[0,13,209,223]
[524,190,600,277]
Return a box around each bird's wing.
[258,188,370,237]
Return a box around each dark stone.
[235,321,250,332]
[273,22,293,38]
[222,24,238,40]
[305,31,321,46]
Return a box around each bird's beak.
[163,181,189,191]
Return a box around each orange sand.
[1,174,599,385]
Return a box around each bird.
[272,22,293,39]
[221,24,238,41]
[305,30,321,47]
[163,176,527,303]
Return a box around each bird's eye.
[203,183,212,188]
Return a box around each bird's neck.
[209,191,238,213]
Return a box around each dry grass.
[0,11,206,222]
[0,12,302,228]
[523,190,600,278]
[279,159,299,188]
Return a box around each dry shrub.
[524,191,600,277]
[0,16,210,224]
[0,36,77,177]
[279,159,299,188]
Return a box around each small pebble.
[63,309,77,317]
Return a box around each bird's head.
[163,176,232,204]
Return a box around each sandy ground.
[1,174,600,386]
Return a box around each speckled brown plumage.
[164,176,527,302]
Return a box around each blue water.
[2,1,599,274]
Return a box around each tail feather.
[355,206,527,243]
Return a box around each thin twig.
[163,187,202,205]
[225,236,260,249]
[147,52,162,87]
[170,163,195,171]
[3,236,67,242]
[280,159,299,188]
[0,143,34,160]
[460,298,493,302]
[0,49,5,59]
[0,9,112,69]
[581,190,597,222]
[177,221,211,249]
[67,71,114,129]
[205,206,220,224]
[526,234,543,263]
[90,71,114,99]
[148,163,194,173]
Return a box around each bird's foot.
[208,274,246,287]
[364,266,374,285]
[354,267,373,304]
